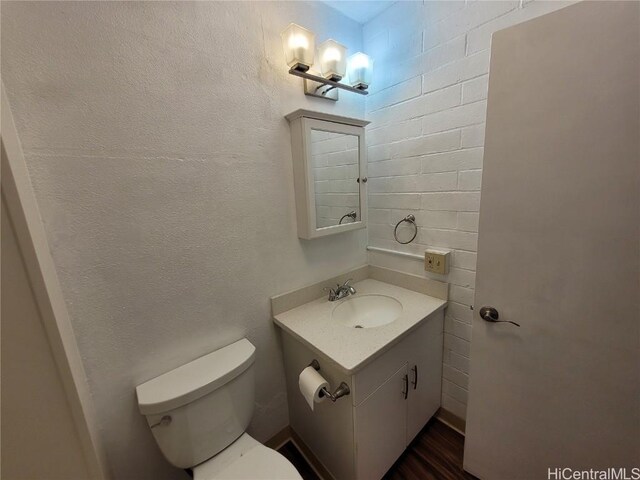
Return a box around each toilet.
[136,338,302,479]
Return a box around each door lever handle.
[479,306,520,327]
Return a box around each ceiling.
[322,1,396,24]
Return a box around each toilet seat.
[193,433,302,480]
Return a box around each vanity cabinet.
[281,309,444,480]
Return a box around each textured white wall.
[363,0,576,420]
[1,2,365,479]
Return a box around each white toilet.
[136,338,302,480]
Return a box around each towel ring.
[394,214,417,244]
[339,211,357,224]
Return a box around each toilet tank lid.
[136,338,256,415]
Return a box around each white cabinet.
[285,109,369,240]
[354,365,407,480]
[406,313,443,443]
[282,309,444,480]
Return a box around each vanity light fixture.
[281,23,371,101]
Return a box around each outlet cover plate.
[425,249,450,275]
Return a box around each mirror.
[285,109,369,240]
[310,129,361,229]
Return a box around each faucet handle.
[323,286,337,301]
[342,278,353,286]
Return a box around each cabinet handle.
[411,365,418,390]
[402,374,408,400]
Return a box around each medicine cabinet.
[285,109,370,240]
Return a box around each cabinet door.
[354,364,408,480]
[406,310,444,443]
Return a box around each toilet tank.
[136,338,256,468]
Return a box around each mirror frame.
[286,109,370,240]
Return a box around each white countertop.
[273,279,447,374]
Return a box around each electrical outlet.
[424,250,450,275]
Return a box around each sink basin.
[332,294,403,329]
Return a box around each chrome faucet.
[324,279,357,301]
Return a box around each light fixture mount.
[291,63,310,73]
[288,67,368,101]
[304,79,339,101]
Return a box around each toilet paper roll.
[298,366,329,411]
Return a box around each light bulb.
[322,47,342,63]
[288,33,309,51]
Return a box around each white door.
[406,311,443,444]
[464,3,640,479]
[354,364,407,480]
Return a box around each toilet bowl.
[193,433,300,480]
[136,338,301,480]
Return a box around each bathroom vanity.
[273,277,446,480]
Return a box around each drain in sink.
[355,325,363,329]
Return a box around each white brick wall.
[363,0,576,420]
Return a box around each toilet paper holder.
[308,359,351,402]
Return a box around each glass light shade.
[281,23,315,72]
[318,39,347,81]
[347,52,373,89]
